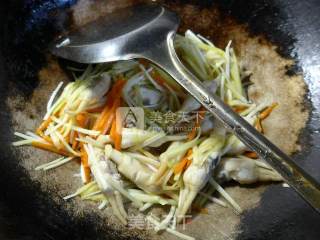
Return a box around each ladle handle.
[145,32,320,213]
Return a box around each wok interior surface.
[0,0,320,239]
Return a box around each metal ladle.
[51,4,320,212]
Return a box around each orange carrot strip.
[31,141,70,156]
[191,205,209,214]
[186,159,192,168]
[80,148,89,167]
[150,71,166,86]
[109,98,122,145]
[92,79,126,130]
[72,132,78,149]
[255,118,263,133]
[106,79,126,105]
[186,149,193,157]
[82,166,91,183]
[107,101,122,150]
[81,164,91,184]
[65,134,70,144]
[99,101,118,134]
[188,126,199,141]
[97,81,124,132]
[233,105,248,113]
[114,126,122,150]
[36,117,52,135]
[56,102,66,116]
[150,70,180,92]
[37,131,53,144]
[80,147,91,183]
[92,103,111,131]
[259,103,278,120]
[113,100,122,150]
[173,149,193,175]
[76,113,87,128]
[72,113,87,148]
[110,117,117,137]
[77,133,85,149]
[101,112,115,135]
[93,107,111,131]
[244,151,258,159]
[253,103,278,134]
[86,106,104,113]
[42,135,53,144]
[139,59,150,67]
[188,108,206,140]
[173,158,189,175]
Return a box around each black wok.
[0,0,319,239]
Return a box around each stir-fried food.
[13,30,281,240]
